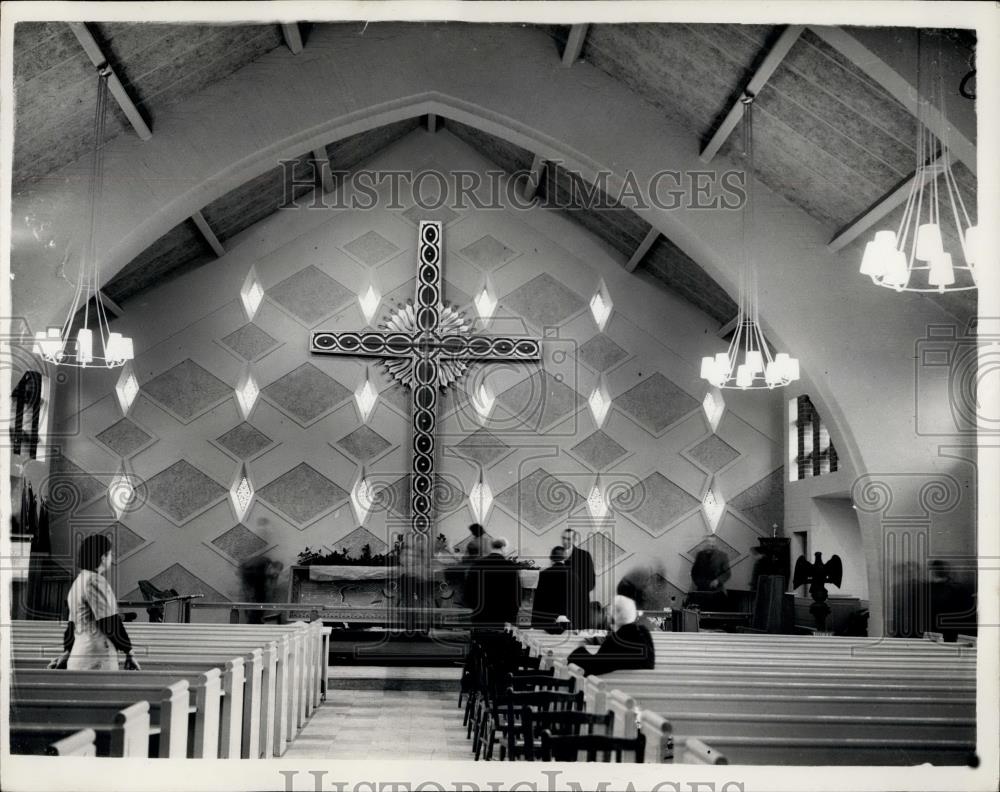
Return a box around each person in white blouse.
[49,534,141,671]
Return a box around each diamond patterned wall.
[212,524,268,562]
[616,373,699,435]
[258,463,349,525]
[502,273,587,328]
[145,460,227,523]
[220,323,280,361]
[263,363,351,426]
[95,418,153,458]
[45,131,785,608]
[215,422,273,459]
[495,468,584,534]
[267,265,353,326]
[142,358,232,422]
[614,471,700,536]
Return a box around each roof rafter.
[191,211,225,257]
[561,25,589,67]
[522,154,545,201]
[624,227,659,272]
[68,22,152,140]
[827,154,943,251]
[700,25,804,163]
[312,148,335,193]
[282,24,303,54]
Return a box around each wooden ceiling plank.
[827,154,943,252]
[191,211,226,257]
[282,23,303,54]
[312,148,335,193]
[808,26,976,175]
[624,227,660,272]
[521,154,545,201]
[67,22,152,140]
[700,24,804,163]
[561,24,589,67]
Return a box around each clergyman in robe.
[562,529,595,628]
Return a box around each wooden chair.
[512,709,615,761]
[487,688,584,761]
[539,730,646,763]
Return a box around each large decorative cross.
[311,221,541,540]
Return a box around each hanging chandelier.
[860,32,978,293]
[33,65,134,368]
[700,95,799,390]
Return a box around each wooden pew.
[12,648,262,758]
[11,700,153,758]
[12,680,190,758]
[12,669,222,758]
[12,618,326,750]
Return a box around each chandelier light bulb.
[744,349,764,375]
[928,253,955,292]
[914,223,943,262]
[735,363,752,389]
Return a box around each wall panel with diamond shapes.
[44,129,785,610]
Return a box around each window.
[789,395,838,481]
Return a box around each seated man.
[686,536,731,610]
[567,595,655,676]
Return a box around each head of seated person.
[611,594,638,630]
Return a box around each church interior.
[4,6,996,781]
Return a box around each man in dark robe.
[464,538,521,629]
[561,528,595,628]
[531,546,579,632]
[567,595,655,676]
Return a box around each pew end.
[608,689,638,738]
[638,709,673,763]
[679,736,728,765]
[49,728,97,756]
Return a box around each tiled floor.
[284,690,472,760]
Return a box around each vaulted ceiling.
[10,21,978,322]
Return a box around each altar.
[288,564,539,626]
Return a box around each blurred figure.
[239,555,284,624]
[887,561,924,638]
[561,529,595,628]
[531,546,578,632]
[687,535,731,610]
[464,537,521,630]
[929,560,976,642]
[566,595,655,676]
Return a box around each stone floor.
[284,687,471,760]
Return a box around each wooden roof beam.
[282,24,304,54]
[808,26,976,175]
[522,154,545,201]
[716,315,739,338]
[700,25,804,163]
[191,211,225,258]
[624,227,660,272]
[561,25,589,67]
[312,148,335,193]
[827,154,943,252]
[68,22,152,140]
